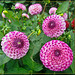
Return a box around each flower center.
[54,50,60,57]
[48,21,56,29]
[17,42,21,45]
[12,38,24,48]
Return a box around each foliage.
[0,0,75,74]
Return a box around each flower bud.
[3,10,8,14]
[37,29,41,36]
[59,13,63,16]
[68,35,71,39]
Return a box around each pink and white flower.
[49,7,57,15]
[15,3,26,10]
[63,13,68,20]
[42,15,66,38]
[22,13,29,18]
[28,3,42,15]
[40,40,73,71]
[1,31,29,59]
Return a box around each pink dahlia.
[49,7,57,15]
[22,13,29,18]
[40,40,73,71]
[28,3,42,15]
[15,3,26,10]
[63,13,68,20]
[42,15,66,38]
[1,31,29,59]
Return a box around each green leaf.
[17,1,26,3]
[0,50,11,66]
[23,47,43,72]
[55,67,72,74]
[70,58,75,74]
[56,1,69,14]
[32,41,41,56]
[30,33,51,56]
[29,33,43,42]
[43,0,50,4]
[0,4,3,14]
[45,69,54,74]
[70,30,74,51]
[41,33,51,44]
[5,60,29,73]
[23,56,43,72]
[32,61,43,72]
[0,31,4,40]
[5,11,14,19]
[5,59,18,70]
[0,21,4,26]
[70,30,75,74]
[5,1,12,3]
[0,65,4,74]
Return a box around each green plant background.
[0,0,75,74]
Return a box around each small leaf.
[70,30,75,73]
[55,67,72,74]
[56,1,69,14]
[17,1,26,3]
[70,30,74,51]
[32,41,41,56]
[45,69,54,73]
[43,0,50,4]
[0,65,4,74]
[0,21,4,26]
[70,58,75,74]
[23,56,43,72]
[23,48,43,72]
[5,1,12,3]
[0,4,3,14]
[32,61,43,72]
[5,60,29,73]
[0,31,4,40]
[5,11,14,19]
[0,50,11,66]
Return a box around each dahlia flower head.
[22,13,29,18]
[63,13,68,20]
[49,7,57,15]
[42,14,66,38]
[1,31,29,59]
[28,3,42,15]
[15,3,26,10]
[40,40,73,71]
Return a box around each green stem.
[3,29,5,35]
[54,72,56,75]
[21,10,23,26]
[27,32,35,39]
[43,3,47,12]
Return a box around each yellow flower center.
[17,42,21,45]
